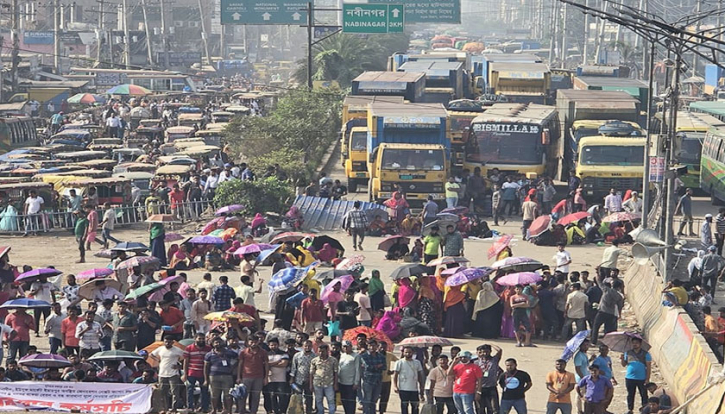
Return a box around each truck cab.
[368,143,448,203]
[344,126,370,193]
[576,135,645,200]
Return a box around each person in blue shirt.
[591,344,616,385]
[620,337,652,414]
[573,339,590,383]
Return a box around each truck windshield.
[580,145,644,166]
[350,131,367,151]
[466,125,542,164]
[381,149,445,171]
[677,133,704,165]
[573,127,599,142]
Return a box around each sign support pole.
[307,1,313,89]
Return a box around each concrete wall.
[625,263,725,412]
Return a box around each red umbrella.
[342,326,393,350]
[377,235,410,252]
[557,212,591,226]
[528,216,551,238]
[488,234,513,259]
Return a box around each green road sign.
[220,0,308,24]
[342,3,403,33]
[369,0,460,23]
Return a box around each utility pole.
[692,0,702,76]
[198,0,212,66]
[96,0,104,65]
[582,0,590,65]
[220,25,226,60]
[159,0,169,67]
[122,0,131,69]
[11,0,19,91]
[561,3,568,67]
[549,2,558,65]
[663,41,683,282]
[141,0,154,65]
[52,0,61,75]
[642,40,656,228]
[306,1,313,89]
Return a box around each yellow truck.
[576,135,646,200]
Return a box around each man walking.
[576,364,613,414]
[521,196,538,240]
[360,339,386,414]
[498,358,532,413]
[99,203,120,248]
[676,189,696,236]
[394,346,425,414]
[310,343,338,414]
[545,359,576,414]
[592,280,624,345]
[343,201,369,251]
[448,350,482,414]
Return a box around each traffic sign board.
[220,0,308,24]
[369,0,460,23]
[342,3,403,33]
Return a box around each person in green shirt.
[423,226,443,264]
[74,210,89,263]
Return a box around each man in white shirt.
[561,283,589,339]
[235,276,262,309]
[105,115,121,137]
[553,243,572,276]
[622,191,643,213]
[45,303,64,354]
[99,202,120,248]
[603,189,623,215]
[75,311,103,357]
[394,346,425,414]
[92,280,123,303]
[23,190,44,236]
[150,336,185,411]
[0,321,17,365]
[355,284,373,327]
[599,240,628,281]
[30,276,57,337]
[204,169,220,199]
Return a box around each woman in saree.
[169,244,192,270]
[368,270,386,311]
[443,282,468,338]
[472,281,504,338]
[316,243,338,264]
[149,222,167,266]
[375,310,401,340]
[417,276,441,335]
[499,285,516,338]
[397,277,417,310]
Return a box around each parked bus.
[0,117,40,154]
[464,103,559,177]
[689,101,725,122]
[700,125,725,203]
[651,111,724,189]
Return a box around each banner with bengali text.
[0,381,151,413]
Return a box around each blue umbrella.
[111,242,149,252]
[561,330,591,361]
[268,263,318,293]
[285,291,308,308]
[0,298,52,309]
[256,245,282,264]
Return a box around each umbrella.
[561,330,591,361]
[311,235,345,252]
[365,207,389,222]
[488,234,514,260]
[165,233,185,242]
[115,256,161,271]
[256,245,282,264]
[557,212,591,226]
[390,264,429,280]
[0,298,52,309]
[336,255,365,270]
[444,267,494,287]
[422,219,457,236]
[125,282,164,300]
[440,206,469,215]
[188,235,224,245]
[235,244,264,255]
[286,291,308,308]
[18,353,71,368]
[377,235,410,252]
[16,268,63,282]
[491,257,544,273]
[88,350,145,362]
[398,336,454,348]
[94,249,115,259]
[495,272,543,286]
[179,338,194,346]
[343,326,393,350]
[441,266,468,275]
[271,232,315,244]
[602,212,642,223]
[76,268,114,281]
[111,242,149,252]
[78,278,123,300]
[215,204,245,216]
[600,331,651,353]
[315,268,351,282]
[268,263,318,293]
[201,217,225,235]
[106,84,152,96]
[427,256,470,267]
[204,311,255,323]
[320,275,354,303]
[67,93,106,105]
[435,213,460,222]
[146,214,177,223]
[528,216,552,238]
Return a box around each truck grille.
[383,181,444,194]
[352,162,367,172]
[583,177,642,190]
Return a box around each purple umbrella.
[114,255,161,270]
[320,275,354,303]
[215,204,244,216]
[76,268,114,281]
[491,257,544,273]
[235,244,263,255]
[444,267,494,286]
[16,268,62,282]
[18,353,71,368]
[496,272,543,286]
[188,235,225,245]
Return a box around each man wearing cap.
[623,191,642,213]
[701,245,725,299]
[702,214,714,248]
[447,350,482,414]
[575,364,613,414]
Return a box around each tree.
[214,177,294,215]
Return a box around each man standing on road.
[394,346,425,414]
[182,332,211,412]
[310,343,338,414]
[576,364,613,414]
[592,281,624,345]
[553,243,572,278]
[238,335,269,414]
[422,196,440,226]
[204,337,238,414]
[360,339,386,414]
[448,350,482,414]
[23,190,44,237]
[598,240,627,282]
[603,189,622,215]
[442,225,464,257]
[150,336,185,411]
[474,344,502,414]
[498,358,532,413]
[676,189,696,237]
[620,337,651,414]
[427,354,455,414]
[545,359,576,414]
[703,213,714,249]
[445,177,461,208]
[337,340,360,414]
[290,340,316,414]
[343,201,369,251]
[521,196,538,240]
[562,283,588,339]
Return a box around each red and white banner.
[0,381,151,413]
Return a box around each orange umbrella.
[342,326,393,350]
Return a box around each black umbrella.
[389,264,429,280]
[314,268,351,282]
[311,235,345,252]
[260,230,284,244]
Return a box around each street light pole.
[307,1,313,89]
[642,40,656,228]
[663,39,682,282]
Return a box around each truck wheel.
[348,179,357,193]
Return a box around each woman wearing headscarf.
[442,270,468,338]
[368,270,386,311]
[375,310,401,340]
[399,307,431,338]
[472,281,504,338]
[149,222,167,266]
[316,243,338,264]
[417,276,441,335]
[397,277,417,310]
[498,285,516,338]
[225,240,242,267]
[286,206,304,230]
[250,213,266,237]
[169,244,192,270]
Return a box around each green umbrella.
[87,350,144,362]
[125,282,164,300]
[179,338,194,346]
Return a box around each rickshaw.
[165,126,196,143]
[54,169,112,178]
[154,164,194,188]
[112,148,146,163]
[226,105,251,116]
[54,150,108,163]
[70,159,118,171]
[129,106,152,130]
[211,111,234,123]
[178,113,204,128]
[136,120,164,142]
[87,137,123,152]
[194,129,223,146]
[64,177,133,205]
[178,145,220,158]
[173,138,207,150]
[112,171,154,200]
[113,162,157,174]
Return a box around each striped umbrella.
[106,84,152,96]
[268,263,318,293]
[67,93,106,104]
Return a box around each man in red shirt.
[169,183,186,224]
[182,332,211,411]
[301,289,325,335]
[237,335,269,414]
[230,297,259,329]
[5,308,33,361]
[61,307,81,355]
[159,300,185,341]
[448,351,483,414]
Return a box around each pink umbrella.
[488,234,514,259]
[557,212,591,226]
[235,244,263,255]
[201,217,225,235]
[76,268,114,281]
[528,216,552,238]
[320,275,354,303]
[495,272,542,286]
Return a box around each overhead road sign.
[220,0,308,24]
[369,0,460,23]
[342,3,403,33]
